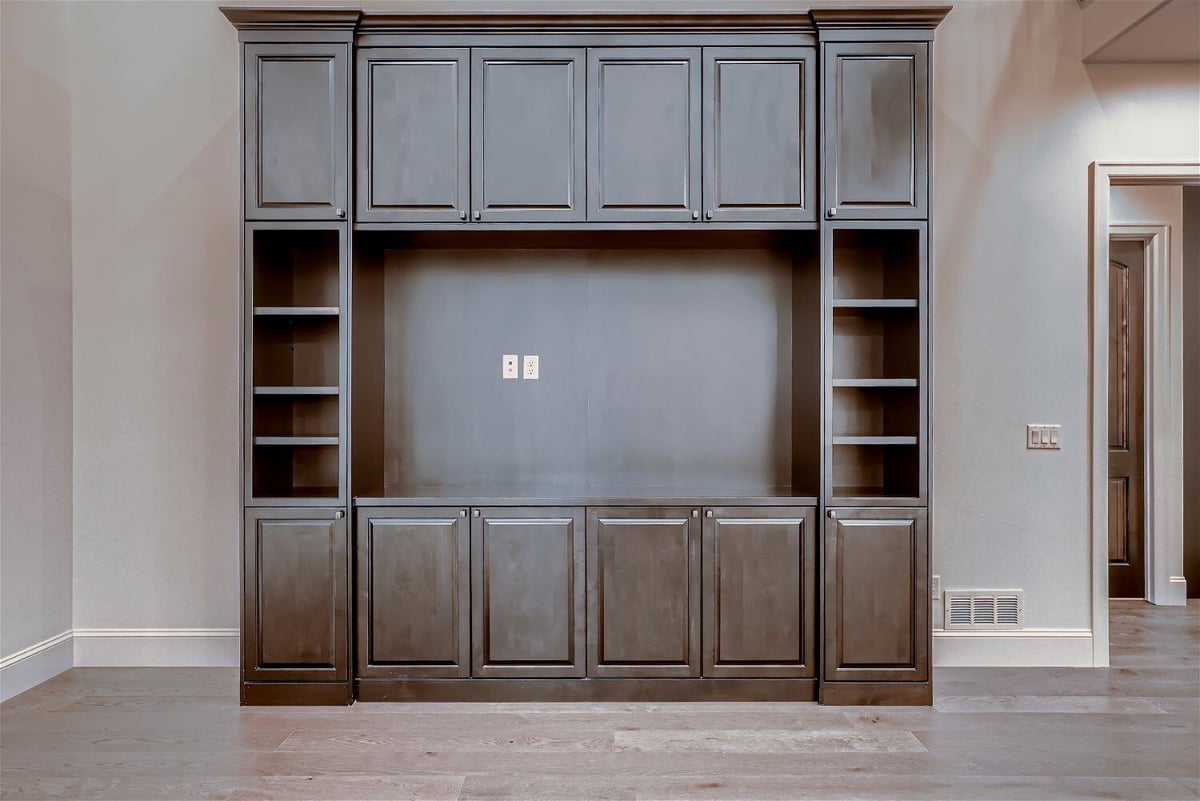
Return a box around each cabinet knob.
[459,210,467,221]
[473,510,480,518]
[705,210,714,220]
[692,509,699,517]
[459,510,466,518]
[827,510,837,519]
[473,211,482,221]
[827,207,837,219]
[335,207,346,219]
[334,510,345,519]
[691,210,700,221]
[706,510,713,518]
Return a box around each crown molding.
[809,5,952,30]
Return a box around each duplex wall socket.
[523,354,539,380]
[1026,424,1061,450]
[502,354,518,380]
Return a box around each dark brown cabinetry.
[355,507,470,678]
[702,507,816,677]
[587,507,701,677]
[242,508,349,688]
[823,507,929,687]
[244,43,350,221]
[471,507,586,677]
[822,42,929,220]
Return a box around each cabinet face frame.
[472,48,587,222]
[355,506,471,678]
[822,41,929,220]
[823,220,928,506]
[587,47,702,222]
[356,48,470,223]
[243,221,349,507]
[244,42,350,220]
[471,507,586,677]
[702,506,816,677]
[242,508,349,683]
[587,506,702,677]
[701,47,817,223]
[822,507,929,682]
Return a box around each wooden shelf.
[831,299,917,309]
[833,436,918,446]
[254,306,339,316]
[254,386,339,396]
[254,436,339,446]
[831,378,918,388]
[832,486,920,500]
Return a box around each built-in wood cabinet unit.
[225,4,948,706]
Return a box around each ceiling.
[1085,0,1200,63]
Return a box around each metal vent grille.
[944,590,1023,629]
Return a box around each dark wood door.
[823,507,928,682]
[587,507,701,677]
[588,48,702,222]
[242,508,348,682]
[702,507,816,677]
[244,43,349,220]
[471,507,585,677]
[356,48,469,223]
[472,48,586,222]
[355,507,470,678]
[1109,240,1146,599]
[702,47,816,223]
[823,43,928,220]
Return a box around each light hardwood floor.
[2,601,1197,800]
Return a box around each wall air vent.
[944,590,1023,629]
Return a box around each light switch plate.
[1026,424,1061,450]
[932,574,940,601]
[502,354,519,380]
[523,354,539,380]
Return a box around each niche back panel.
[371,238,816,493]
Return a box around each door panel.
[472,49,586,222]
[1108,240,1146,598]
[243,508,348,682]
[702,48,816,223]
[357,48,469,223]
[244,44,349,220]
[471,508,585,677]
[702,507,816,677]
[823,43,928,220]
[824,507,928,682]
[587,507,701,677]
[356,507,470,678]
[588,48,701,222]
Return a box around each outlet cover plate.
[502,354,519,379]
[523,354,539,380]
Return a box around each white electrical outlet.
[1026,424,1061,450]
[523,354,539,380]
[502,354,519,380]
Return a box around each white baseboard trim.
[0,631,74,702]
[73,628,239,667]
[933,628,1095,667]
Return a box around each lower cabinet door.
[356,507,470,678]
[823,507,929,682]
[243,508,349,683]
[471,507,585,677]
[587,506,701,677]
[702,507,816,677]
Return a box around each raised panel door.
[702,507,816,677]
[242,508,348,682]
[244,43,349,220]
[823,43,928,220]
[356,507,470,678]
[357,48,469,223]
[823,507,929,682]
[472,48,586,222]
[702,47,816,223]
[587,506,700,677]
[588,48,701,222]
[471,507,585,677]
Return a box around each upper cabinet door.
[702,47,816,223]
[823,43,928,220]
[357,48,469,224]
[244,43,349,221]
[472,48,586,223]
[588,48,702,222]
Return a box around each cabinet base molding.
[356,678,816,703]
[819,681,931,706]
[241,682,352,706]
